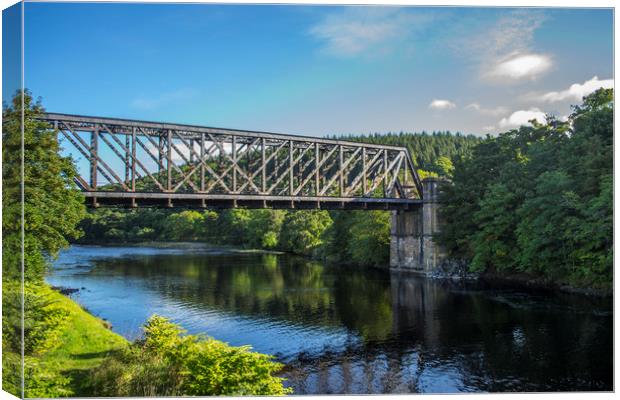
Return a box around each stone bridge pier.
[390,178,447,273]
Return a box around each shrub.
[89,315,292,396]
[2,283,72,397]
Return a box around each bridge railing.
[40,113,423,208]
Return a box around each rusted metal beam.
[42,113,423,207]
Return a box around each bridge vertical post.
[383,150,388,197]
[131,127,136,207]
[289,140,294,195]
[261,138,266,193]
[125,133,130,184]
[167,129,172,192]
[200,133,206,192]
[131,127,136,191]
[232,136,237,193]
[314,143,320,196]
[390,178,446,273]
[339,145,344,196]
[90,127,98,189]
[362,147,367,195]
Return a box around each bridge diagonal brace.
[206,134,262,194]
[276,143,314,196]
[61,122,128,190]
[236,140,289,194]
[268,141,314,196]
[346,149,385,197]
[319,146,362,196]
[367,152,404,196]
[101,124,165,191]
[292,145,338,196]
[57,129,93,190]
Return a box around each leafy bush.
[89,315,292,396]
[2,283,72,397]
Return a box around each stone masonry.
[390,178,447,273]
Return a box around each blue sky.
[17,4,614,137]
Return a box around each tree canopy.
[3,90,86,282]
[437,89,613,289]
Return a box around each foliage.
[2,90,86,281]
[438,89,613,289]
[164,211,206,241]
[279,211,332,256]
[2,283,72,397]
[347,211,391,267]
[89,315,291,396]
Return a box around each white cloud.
[429,99,456,110]
[452,10,551,83]
[499,108,547,128]
[309,8,433,57]
[482,125,496,132]
[539,76,614,103]
[466,103,508,116]
[487,52,552,81]
[130,88,198,110]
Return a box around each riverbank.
[73,240,286,255]
[40,286,128,396]
[478,270,613,297]
[425,261,612,297]
[72,240,612,297]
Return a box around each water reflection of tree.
[94,254,612,392]
[389,272,613,392]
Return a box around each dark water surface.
[48,245,613,394]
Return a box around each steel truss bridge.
[40,113,423,210]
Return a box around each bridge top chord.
[40,113,424,210]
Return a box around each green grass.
[41,288,128,396]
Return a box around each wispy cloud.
[309,8,434,57]
[498,108,546,128]
[452,10,551,83]
[466,102,508,116]
[538,76,614,102]
[429,99,456,110]
[130,88,198,110]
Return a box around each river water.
[48,245,613,394]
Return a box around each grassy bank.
[40,287,128,396]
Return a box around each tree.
[3,90,87,397]
[435,156,454,178]
[2,89,86,281]
[279,211,332,256]
[165,210,205,241]
[437,89,612,289]
[347,211,391,267]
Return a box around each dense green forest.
[438,89,613,290]
[77,132,482,267]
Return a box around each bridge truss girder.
[40,113,423,210]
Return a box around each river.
[47,244,613,394]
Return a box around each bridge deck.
[40,113,423,210]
